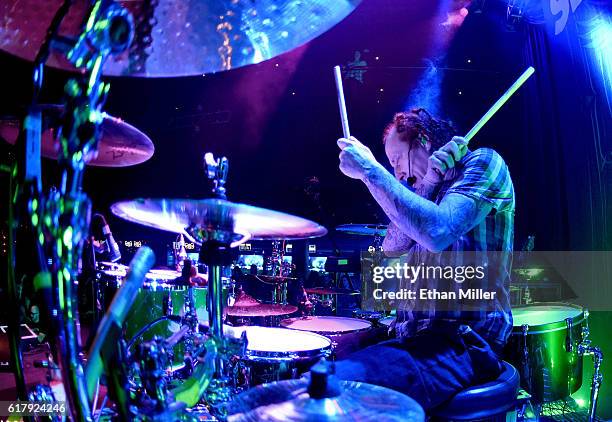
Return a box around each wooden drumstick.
[334,65,351,138]
[464,66,535,144]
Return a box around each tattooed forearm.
[382,221,415,254]
[363,164,492,252]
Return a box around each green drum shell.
[504,302,584,403]
[124,285,219,366]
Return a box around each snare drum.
[237,326,331,387]
[504,303,585,403]
[280,316,373,359]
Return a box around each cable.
[126,316,177,349]
[94,396,108,422]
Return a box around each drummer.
[335,107,514,410]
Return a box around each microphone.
[92,213,121,263]
[85,246,155,399]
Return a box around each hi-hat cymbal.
[0,105,154,167]
[226,378,424,422]
[111,198,328,244]
[336,224,387,237]
[0,0,360,77]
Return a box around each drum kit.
[73,168,413,422]
[1,0,603,420]
[1,0,420,418]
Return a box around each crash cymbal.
[0,0,361,77]
[0,105,154,167]
[226,303,298,317]
[232,290,262,307]
[226,378,424,422]
[305,287,360,296]
[336,224,387,237]
[110,198,328,244]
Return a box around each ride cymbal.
[1,0,361,77]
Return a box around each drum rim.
[379,316,396,327]
[140,282,187,291]
[279,316,373,334]
[353,309,384,319]
[510,302,584,334]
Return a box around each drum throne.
[429,360,520,422]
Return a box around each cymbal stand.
[8,1,134,419]
[131,337,191,420]
[577,309,603,422]
[6,0,74,402]
[200,153,243,419]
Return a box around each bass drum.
[504,302,585,403]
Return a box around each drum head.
[241,326,331,353]
[146,268,181,280]
[97,261,128,278]
[280,316,372,334]
[512,303,583,327]
[143,268,182,290]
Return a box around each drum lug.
[232,360,250,392]
[520,324,529,361]
[163,291,173,316]
[581,308,591,342]
[330,341,339,361]
[565,317,574,353]
[520,324,532,394]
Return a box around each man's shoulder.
[462,147,507,168]
[443,146,515,211]
[458,147,513,184]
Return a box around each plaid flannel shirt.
[395,147,515,350]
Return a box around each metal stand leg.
[577,309,604,422]
[201,242,234,420]
[579,344,603,422]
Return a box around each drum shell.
[504,303,584,403]
[123,284,189,364]
[123,286,226,365]
[280,316,374,359]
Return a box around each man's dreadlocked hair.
[382,108,456,150]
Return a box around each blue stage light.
[587,13,612,110]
